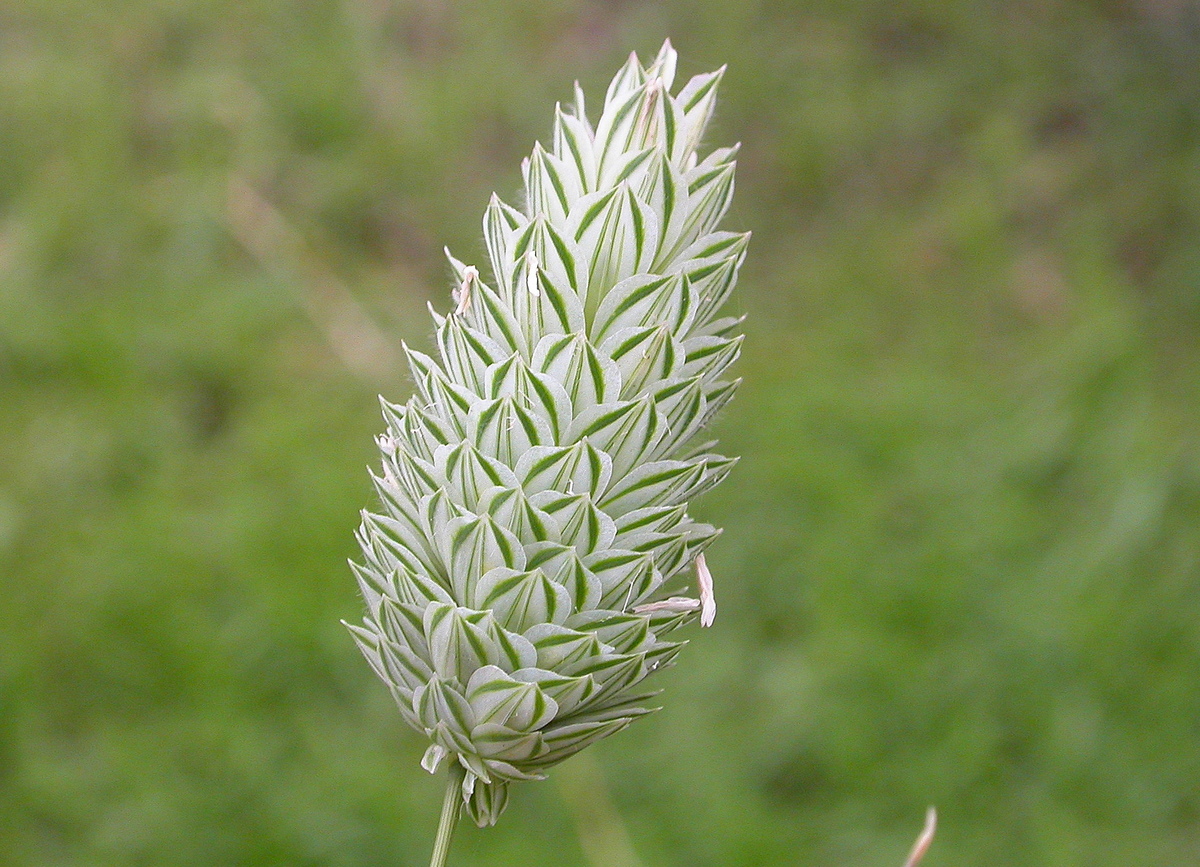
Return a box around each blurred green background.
[2,0,1199,864]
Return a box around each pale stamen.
[632,596,702,615]
[453,265,478,316]
[696,553,716,627]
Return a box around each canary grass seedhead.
[346,40,746,830]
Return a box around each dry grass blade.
[555,753,643,867]
[225,178,403,382]
[903,807,937,867]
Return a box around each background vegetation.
[2,1,1199,864]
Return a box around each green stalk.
[428,763,465,867]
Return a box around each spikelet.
[346,41,746,827]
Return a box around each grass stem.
[429,763,465,867]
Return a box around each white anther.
[454,266,478,316]
[632,596,702,615]
[696,553,716,627]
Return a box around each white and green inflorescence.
[346,41,746,828]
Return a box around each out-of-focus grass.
[1,1,1198,865]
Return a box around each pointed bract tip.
[452,267,474,315]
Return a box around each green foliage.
[1,1,1198,865]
